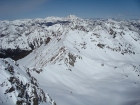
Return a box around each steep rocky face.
[0,58,56,105]
[0,49,32,60]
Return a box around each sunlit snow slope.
[0,15,140,105]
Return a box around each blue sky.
[0,0,140,20]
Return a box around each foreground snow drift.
[21,55,140,105]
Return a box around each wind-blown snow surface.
[1,15,140,105]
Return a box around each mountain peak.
[65,15,80,20]
[45,16,62,20]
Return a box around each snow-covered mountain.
[0,15,140,105]
[0,58,56,105]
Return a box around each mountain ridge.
[0,15,140,105]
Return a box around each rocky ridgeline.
[0,58,56,105]
[0,16,140,60]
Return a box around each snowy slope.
[18,18,140,67]
[0,15,140,105]
[0,58,56,105]
[17,16,140,105]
